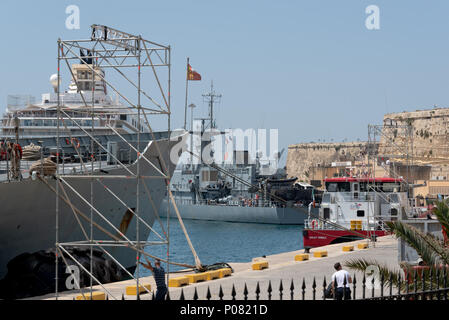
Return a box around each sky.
[1,1,449,166]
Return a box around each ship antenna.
[202,80,221,130]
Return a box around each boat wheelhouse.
[303,177,410,249]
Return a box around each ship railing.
[304,219,338,230]
[304,217,381,231]
[171,198,278,208]
[329,190,406,205]
[0,150,111,182]
[374,218,392,232]
[0,160,34,181]
[366,184,395,206]
[330,192,375,203]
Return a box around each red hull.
[302,229,388,249]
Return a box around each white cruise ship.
[2,62,148,139]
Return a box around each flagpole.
[184,57,189,130]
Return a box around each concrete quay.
[30,235,400,300]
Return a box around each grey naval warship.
[160,85,320,225]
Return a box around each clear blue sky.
[1,0,449,163]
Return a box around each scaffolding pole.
[367,122,414,246]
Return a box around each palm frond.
[344,258,402,286]
[421,231,449,264]
[344,258,447,292]
[385,220,444,266]
[433,201,449,243]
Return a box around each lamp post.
[188,103,196,165]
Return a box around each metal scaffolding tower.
[368,121,414,189]
[52,24,184,300]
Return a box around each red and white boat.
[303,177,409,250]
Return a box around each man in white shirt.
[331,262,352,300]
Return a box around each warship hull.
[159,199,310,224]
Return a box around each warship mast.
[202,81,222,130]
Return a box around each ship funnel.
[50,74,59,93]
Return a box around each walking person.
[140,257,168,300]
[331,262,352,300]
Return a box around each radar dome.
[50,74,59,92]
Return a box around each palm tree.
[344,200,449,292]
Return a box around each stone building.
[286,107,449,202]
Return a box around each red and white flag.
[187,64,201,81]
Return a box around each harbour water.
[138,219,304,275]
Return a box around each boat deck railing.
[0,159,119,183]
[326,192,375,203]
[171,198,282,208]
[304,212,402,232]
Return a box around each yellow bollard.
[186,272,208,283]
[252,261,269,270]
[313,250,328,258]
[126,283,151,295]
[205,270,221,280]
[358,243,369,249]
[76,291,106,300]
[217,268,232,278]
[168,276,190,287]
[295,253,309,261]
